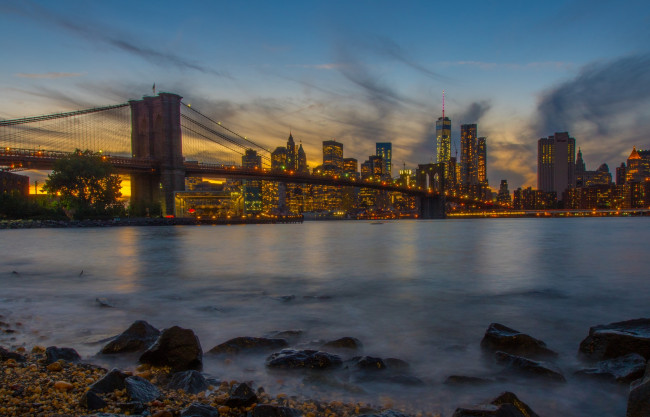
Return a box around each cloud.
[9,1,230,78]
[15,72,86,79]
[456,101,492,125]
[534,53,650,168]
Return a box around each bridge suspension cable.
[181,102,271,154]
[0,103,129,127]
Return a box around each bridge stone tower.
[129,93,185,216]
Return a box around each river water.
[1,218,649,416]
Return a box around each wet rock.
[225,382,258,407]
[480,323,558,360]
[303,373,366,394]
[80,390,108,410]
[45,346,81,364]
[54,380,74,391]
[384,358,410,371]
[453,391,540,417]
[96,297,114,308]
[381,374,425,386]
[252,404,303,417]
[89,368,130,394]
[167,370,208,394]
[266,349,342,370]
[347,356,387,370]
[0,346,26,362]
[495,351,566,382]
[180,402,220,417]
[579,318,650,361]
[265,330,304,342]
[321,337,362,351]
[101,320,160,354]
[357,411,412,417]
[444,375,495,386]
[118,401,147,414]
[575,353,646,383]
[125,375,160,402]
[628,369,650,417]
[46,362,63,372]
[208,337,288,355]
[140,326,202,372]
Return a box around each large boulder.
[167,370,208,394]
[139,326,202,372]
[0,346,26,362]
[266,349,342,370]
[125,375,160,402]
[453,391,540,417]
[627,364,650,417]
[579,319,650,361]
[225,382,258,407]
[89,368,130,393]
[45,346,81,364]
[321,337,362,351]
[480,323,557,360]
[495,351,566,382]
[208,337,288,355]
[100,320,160,354]
[575,353,646,384]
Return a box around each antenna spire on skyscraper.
[442,90,445,119]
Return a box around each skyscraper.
[537,132,576,200]
[322,140,344,174]
[477,136,487,185]
[436,116,451,185]
[376,142,392,178]
[460,124,478,188]
[297,143,308,173]
[286,133,296,171]
[242,149,262,213]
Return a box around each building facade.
[537,132,576,201]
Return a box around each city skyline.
[2,0,650,190]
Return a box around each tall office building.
[297,143,308,173]
[286,133,296,171]
[436,115,452,185]
[343,158,358,177]
[537,132,576,200]
[460,124,478,188]
[322,140,344,174]
[477,137,487,185]
[376,142,392,177]
[241,149,262,213]
[271,147,287,171]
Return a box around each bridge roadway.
[0,147,498,210]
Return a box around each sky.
[2,0,650,190]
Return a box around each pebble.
[47,362,63,372]
[53,381,74,391]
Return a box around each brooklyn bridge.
[0,92,498,219]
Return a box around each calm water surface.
[1,218,649,416]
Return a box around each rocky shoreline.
[3,318,650,416]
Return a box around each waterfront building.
[0,171,29,196]
[616,163,626,186]
[343,158,358,179]
[496,180,511,206]
[322,140,344,174]
[537,132,576,201]
[242,149,262,214]
[376,142,392,178]
[513,187,557,210]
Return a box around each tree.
[43,150,123,219]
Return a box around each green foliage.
[43,150,124,219]
[0,191,65,219]
[128,200,162,218]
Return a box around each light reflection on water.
[1,218,649,416]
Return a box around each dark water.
[1,218,649,415]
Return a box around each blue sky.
[2,0,650,188]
